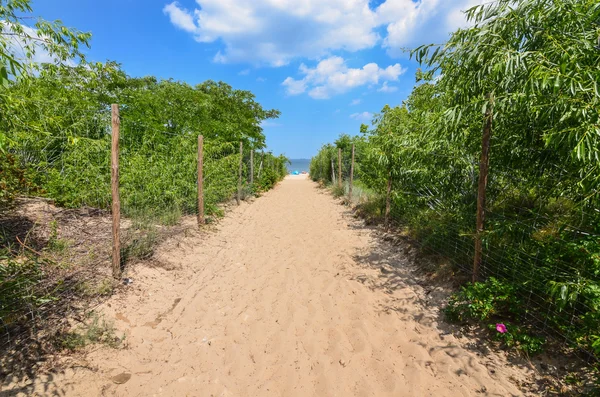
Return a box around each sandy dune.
[5,175,532,396]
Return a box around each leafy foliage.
[445,278,522,322]
[0,152,29,211]
[0,251,55,323]
[313,0,600,360]
[0,0,91,88]
[0,61,284,220]
[445,278,546,355]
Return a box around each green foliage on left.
[0,0,91,87]
[0,61,284,220]
[0,152,29,211]
[0,251,56,323]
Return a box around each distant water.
[287,159,311,173]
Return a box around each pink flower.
[496,323,507,334]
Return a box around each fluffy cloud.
[350,99,361,106]
[377,0,484,57]
[377,82,398,93]
[164,0,378,66]
[350,112,373,121]
[163,0,484,65]
[282,56,406,99]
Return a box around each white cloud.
[3,25,74,67]
[256,77,266,82]
[282,56,406,99]
[163,2,198,33]
[163,0,485,65]
[377,81,398,93]
[350,99,361,106]
[238,69,250,75]
[282,77,307,95]
[377,0,484,56]
[261,120,282,128]
[163,0,378,66]
[350,112,373,121]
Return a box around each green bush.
[445,278,545,355]
[445,278,522,322]
[486,322,546,355]
[0,153,29,212]
[0,252,56,324]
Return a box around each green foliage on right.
[445,278,546,355]
[313,0,600,361]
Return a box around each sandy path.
[5,175,530,396]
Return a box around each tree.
[0,0,91,87]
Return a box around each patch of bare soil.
[0,197,202,379]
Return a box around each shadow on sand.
[338,203,585,396]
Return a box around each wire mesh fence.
[310,142,600,367]
[0,104,287,371]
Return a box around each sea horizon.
[287,158,311,173]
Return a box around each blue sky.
[32,0,481,158]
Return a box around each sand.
[4,175,532,396]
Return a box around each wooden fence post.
[338,148,342,189]
[197,135,205,226]
[331,158,335,184]
[111,104,121,279]
[385,169,392,227]
[348,143,355,203]
[237,141,243,205]
[257,151,264,179]
[250,149,254,189]
[473,93,494,282]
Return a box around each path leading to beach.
[7,175,531,396]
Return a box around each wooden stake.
[257,151,264,179]
[250,149,254,191]
[197,135,205,226]
[331,158,335,184]
[237,141,243,205]
[473,93,494,282]
[338,148,342,189]
[348,143,355,203]
[111,104,121,279]
[385,169,392,227]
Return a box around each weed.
[331,184,345,198]
[47,220,70,253]
[0,252,56,322]
[77,278,114,297]
[122,229,158,262]
[60,312,123,351]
